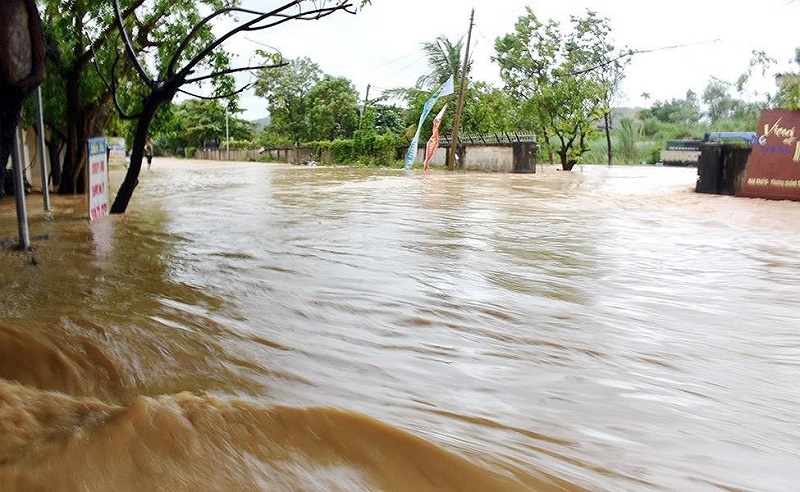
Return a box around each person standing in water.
[144,137,154,170]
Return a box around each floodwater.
[1,159,799,492]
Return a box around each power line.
[371,49,425,69]
[568,38,722,77]
[381,53,427,80]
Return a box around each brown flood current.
[1,159,799,491]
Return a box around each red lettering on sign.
[91,182,105,197]
[89,203,108,220]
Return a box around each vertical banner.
[404,75,455,170]
[88,137,109,220]
[739,109,800,201]
[423,104,447,171]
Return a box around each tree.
[37,0,158,195]
[0,0,45,199]
[254,57,324,144]
[775,47,800,110]
[702,77,762,129]
[372,103,405,135]
[702,77,738,124]
[254,59,359,143]
[644,91,702,125]
[566,12,631,166]
[494,8,613,170]
[104,1,359,213]
[417,35,466,89]
[305,75,360,141]
[162,99,254,153]
[460,81,514,134]
[175,99,226,149]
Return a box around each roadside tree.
[775,47,800,110]
[305,75,360,141]
[163,99,254,153]
[254,57,324,145]
[105,1,361,213]
[417,35,467,90]
[494,8,619,170]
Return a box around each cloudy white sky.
[229,0,799,120]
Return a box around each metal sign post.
[11,131,31,250]
[36,86,51,212]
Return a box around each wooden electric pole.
[447,8,474,171]
[358,84,371,129]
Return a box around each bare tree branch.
[78,0,148,69]
[89,35,143,120]
[112,0,154,88]
[167,2,306,77]
[178,83,254,100]
[183,62,288,85]
[173,2,354,81]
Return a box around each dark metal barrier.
[696,143,751,195]
[512,142,537,173]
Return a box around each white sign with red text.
[88,137,109,220]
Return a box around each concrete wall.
[660,149,700,165]
[194,147,266,162]
[464,145,514,172]
[13,127,48,192]
[196,143,526,173]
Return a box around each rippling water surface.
[2,160,799,491]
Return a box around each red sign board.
[738,109,800,201]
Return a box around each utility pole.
[36,87,51,212]
[358,84,371,129]
[11,131,30,250]
[225,105,230,161]
[447,8,474,172]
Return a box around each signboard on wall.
[738,109,800,201]
[87,137,109,220]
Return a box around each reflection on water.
[2,160,800,491]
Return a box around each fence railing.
[441,132,537,145]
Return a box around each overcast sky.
[229,0,799,120]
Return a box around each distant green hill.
[251,116,270,131]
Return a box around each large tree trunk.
[47,137,64,189]
[557,149,571,170]
[0,89,26,197]
[111,101,162,214]
[58,72,114,194]
[58,74,83,194]
[557,137,577,171]
[0,0,45,198]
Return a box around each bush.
[227,139,258,150]
[330,139,354,163]
[300,132,404,166]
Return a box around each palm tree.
[416,35,469,89]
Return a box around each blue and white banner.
[404,75,455,170]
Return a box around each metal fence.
[440,132,537,146]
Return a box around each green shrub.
[330,139,354,163]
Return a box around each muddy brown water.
[1,159,799,491]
